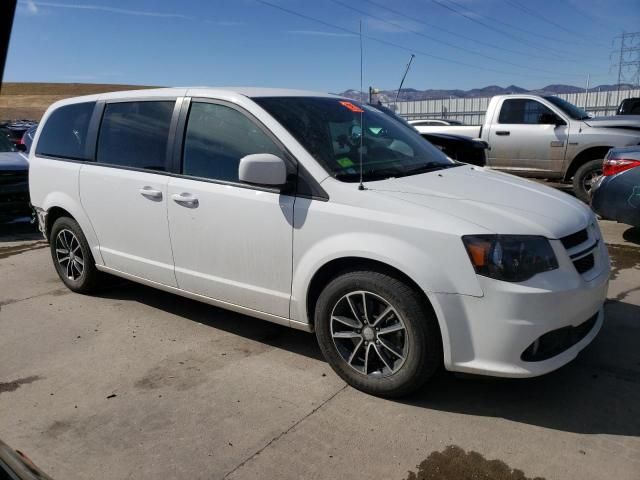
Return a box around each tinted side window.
[182,102,282,182]
[36,102,95,160]
[97,101,174,171]
[498,99,553,124]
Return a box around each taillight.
[602,158,640,176]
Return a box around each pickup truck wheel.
[314,270,441,397]
[50,217,100,293]
[573,159,603,203]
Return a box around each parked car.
[591,146,640,228]
[372,104,486,166]
[0,128,31,223]
[409,119,465,127]
[19,124,38,153]
[617,97,640,115]
[412,94,640,202]
[30,88,609,397]
[0,120,38,147]
[0,439,53,479]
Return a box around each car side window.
[35,102,95,160]
[96,101,174,171]
[498,99,554,125]
[182,102,282,183]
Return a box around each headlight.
[462,235,558,282]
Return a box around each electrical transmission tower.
[612,32,640,89]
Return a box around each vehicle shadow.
[94,280,324,361]
[95,281,639,437]
[402,299,640,437]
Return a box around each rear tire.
[314,270,442,397]
[50,217,100,293]
[573,159,603,203]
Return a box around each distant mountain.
[338,83,636,102]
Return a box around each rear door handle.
[139,186,163,201]
[171,192,199,208]
[495,131,510,136]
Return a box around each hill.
[0,82,157,121]
[340,83,636,102]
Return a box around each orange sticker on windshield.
[339,101,364,113]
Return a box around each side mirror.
[539,113,566,126]
[238,153,287,187]
[15,143,27,152]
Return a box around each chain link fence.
[383,88,640,125]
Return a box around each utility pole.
[613,31,640,103]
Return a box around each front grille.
[573,253,595,274]
[560,229,588,249]
[521,313,599,362]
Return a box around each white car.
[29,88,610,397]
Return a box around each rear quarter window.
[35,102,95,160]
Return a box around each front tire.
[315,270,442,397]
[573,159,603,203]
[50,217,100,293]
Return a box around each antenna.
[358,19,365,191]
[395,54,415,105]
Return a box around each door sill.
[95,264,311,332]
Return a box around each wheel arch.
[41,192,103,264]
[564,146,611,181]
[303,257,447,361]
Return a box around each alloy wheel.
[55,229,84,281]
[330,290,408,377]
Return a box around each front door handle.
[171,192,199,208]
[139,186,163,201]
[495,131,510,136]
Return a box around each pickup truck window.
[543,96,590,120]
[255,97,456,182]
[498,99,554,125]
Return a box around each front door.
[79,99,179,286]
[487,98,568,175]
[167,99,294,318]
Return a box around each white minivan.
[29,88,610,397]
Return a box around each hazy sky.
[6,0,640,92]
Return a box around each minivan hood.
[583,115,640,129]
[368,166,592,239]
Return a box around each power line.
[255,0,611,82]
[329,0,577,74]
[361,0,574,63]
[430,0,585,56]
[503,0,609,48]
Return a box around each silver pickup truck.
[412,94,640,201]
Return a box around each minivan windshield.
[254,97,457,182]
[543,96,591,120]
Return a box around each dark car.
[0,120,38,147]
[19,124,38,153]
[591,146,640,227]
[0,129,31,223]
[617,97,640,115]
[370,104,486,166]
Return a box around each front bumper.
[433,236,610,378]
